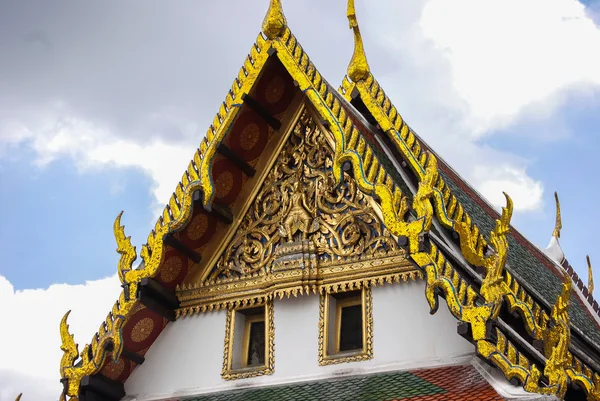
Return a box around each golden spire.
[15,394,22,401]
[588,255,594,294]
[553,191,562,238]
[347,0,371,82]
[262,0,287,40]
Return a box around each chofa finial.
[262,0,287,40]
[347,0,371,82]
[15,394,22,401]
[544,192,565,265]
[553,191,562,238]
[588,255,594,294]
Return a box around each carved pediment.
[177,108,416,315]
[210,109,401,280]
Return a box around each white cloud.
[419,0,600,135]
[472,165,545,212]
[1,106,194,206]
[0,275,121,401]
[367,0,600,213]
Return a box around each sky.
[0,0,599,399]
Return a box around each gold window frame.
[222,300,274,380]
[319,285,373,366]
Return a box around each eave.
[339,70,600,400]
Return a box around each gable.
[123,106,475,400]
[177,105,415,314]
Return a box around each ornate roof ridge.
[339,71,600,325]
[337,5,600,394]
[59,21,274,401]
[58,2,416,397]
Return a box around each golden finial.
[262,0,287,40]
[588,255,594,294]
[15,394,22,401]
[347,0,371,82]
[553,191,562,238]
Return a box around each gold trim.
[193,93,306,284]
[319,285,373,366]
[178,254,417,317]
[222,300,274,380]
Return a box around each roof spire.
[544,191,565,265]
[588,255,594,294]
[347,0,371,82]
[262,0,287,40]
[553,191,562,238]
[15,394,22,401]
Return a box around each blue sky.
[0,150,154,289]
[0,0,599,399]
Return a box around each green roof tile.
[185,370,444,401]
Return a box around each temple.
[43,1,600,400]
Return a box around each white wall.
[125,281,474,400]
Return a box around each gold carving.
[262,0,286,40]
[553,192,562,238]
[346,0,370,83]
[542,271,572,399]
[178,110,413,316]
[209,110,399,280]
[336,39,597,398]
[130,317,155,343]
[318,285,373,366]
[477,329,546,394]
[114,211,137,287]
[589,255,594,294]
[222,300,275,380]
[59,311,79,379]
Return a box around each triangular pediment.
[177,106,416,314]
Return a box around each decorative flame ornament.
[588,255,594,294]
[346,0,370,82]
[553,191,562,238]
[262,0,287,40]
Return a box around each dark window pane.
[339,304,363,352]
[247,321,265,366]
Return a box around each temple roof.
[337,0,600,349]
[57,1,600,400]
[184,365,503,401]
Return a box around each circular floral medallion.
[160,256,183,283]
[215,170,234,199]
[265,76,285,104]
[102,357,125,380]
[187,213,209,241]
[239,123,260,151]
[131,317,155,343]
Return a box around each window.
[222,300,274,380]
[243,311,266,367]
[319,286,373,365]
